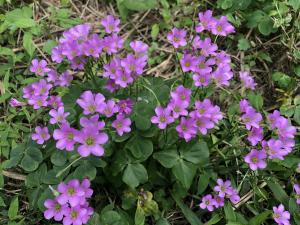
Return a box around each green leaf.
[0,196,6,207]
[8,196,19,220]
[100,210,122,225]
[123,0,157,11]
[0,173,4,188]
[126,135,153,161]
[3,145,24,169]
[20,147,43,172]
[23,32,35,57]
[135,204,145,225]
[122,163,148,188]
[73,162,97,180]
[25,164,47,188]
[288,0,300,10]
[272,72,292,89]
[266,180,289,205]
[258,16,274,36]
[217,0,233,9]
[224,202,236,222]
[156,218,171,225]
[43,40,57,55]
[172,159,197,189]
[5,7,36,29]
[237,38,250,51]
[247,92,263,110]
[294,106,300,125]
[206,213,222,225]
[171,192,203,225]
[179,140,209,165]
[51,151,67,166]
[87,213,101,225]
[133,101,153,131]
[249,210,272,225]
[197,172,210,194]
[288,198,298,214]
[153,148,179,168]
[151,24,160,40]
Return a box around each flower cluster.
[50,91,133,157]
[273,204,290,225]
[44,179,93,225]
[151,85,222,141]
[240,100,296,170]
[166,11,235,88]
[199,178,240,212]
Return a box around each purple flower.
[9,98,25,107]
[32,126,50,144]
[100,100,119,117]
[213,179,233,198]
[71,57,87,70]
[101,15,120,33]
[263,139,286,160]
[176,117,197,142]
[211,16,235,36]
[239,71,257,90]
[49,106,70,124]
[30,59,51,76]
[118,99,133,115]
[32,79,52,96]
[244,149,267,170]
[81,179,93,199]
[197,37,218,56]
[241,107,262,130]
[228,188,240,204]
[195,56,215,74]
[105,79,120,93]
[57,179,85,207]
[130,40,148,59]
[247,127,263,146]
[212,65,233,86]
[47,70,59,83]
[48,96,63,109]
[273,204,290,225]
[190,113,214,135]
[239,99,251,113]
[80,115,105,130]
[102,34,124,55]
[28,95,48,109]
[192,73,211,87]
[57,71,73,87]
[196,10,216,32]
[112,114,132,136]
[121,54,146,75]
[83,34,102,58]
[180,54,197,72]
[170,85,191,107]
[199,194,215,212]
[103,57,121,78]
[76,91,105,115]
[114,70,134,88]
[268,110,282,129]
[213,196,225,208]
[167,100,188,119]
[293,184,300,205]
[75,128,108,157]
[63,205,91,225]
[276,117,296,140]
[51,46,64,63]
[167,28,187,48]
[44,199,69,221]
[53,123,79,151]
[151,106,174,129]
[296,163,300,173]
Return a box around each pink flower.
[30,59,51,76]
[151,106,174,129]
[211,16,235,36]
[273,204,290,225]
[53,123,79,151]
[112,114,132,136]
[49,106,70,124]
[199,194,215,212]
[167,28,187,48]
[244,149,267,170]
[32,126,50,144]
[241,107,262,130]
[239,71,257,90]
[101,15,120,34]
[293,184,300,205]
[176,117,197,142]
[44,199,69,221]
[213,179,233,198]
[76,91,105,115]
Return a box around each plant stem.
[56,156,83,178]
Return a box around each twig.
[2,170,26,181]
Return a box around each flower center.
[54,204,61,211]
[37,67,43,74]
[273,213,280,219]
[86,137,95,146]
[40,87,46,94]
[181,125,187,131]
[88,104,96,113]
[174,106,180,113]
[217,25,222,32]
[179,94,186,100]
[173,37,179,42]
[205,200,210,205]
[199,77,206,83]
[185,61,191,67]
[41,132,46,139]
[199,62,205,69]
[198,108,205,114]
[116,123,123,128]
[68,188,75,196]
[159,116,166,123]
[67,133,74,140]
[251,157,258,163]
[71,210,78,219]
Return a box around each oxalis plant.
[7,10,299,225]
